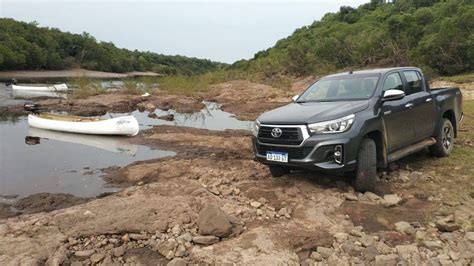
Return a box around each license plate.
[266,151,288,163]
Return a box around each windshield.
[297,75,380,102]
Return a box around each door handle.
[405,103,413,108]
[426,98,432,102]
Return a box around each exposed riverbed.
[0,85,252,202]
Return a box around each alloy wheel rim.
[442,124,453,150]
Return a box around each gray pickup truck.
[252,67,463,191]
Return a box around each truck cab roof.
[324,67,422,78]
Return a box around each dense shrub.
[0,19,223,75]
[233,0,473,76]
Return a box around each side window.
[403,71,423,95]
[382,73,403,92]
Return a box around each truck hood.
[257,100,369,125]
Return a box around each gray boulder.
[197,204,233,237]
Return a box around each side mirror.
[292,95,299,102]
[382,89,405,101]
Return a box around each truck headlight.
[308,114,355,134]
[252,120,260,136]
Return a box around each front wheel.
[430,118,454,157]
[269,165,291,177]
[354,138,377,192]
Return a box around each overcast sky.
[0,0,368,63]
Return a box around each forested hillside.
[234,0,474,77]
[0,18,223,75]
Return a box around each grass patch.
[158,69,248,96]
[463,99,474,114]
[123,79,146,95]
[438,72,474,83]
[437,146,474,168]
[69,76,105,99]
[429,100,474,196]
[158,69,295,96]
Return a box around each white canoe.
[12,90,67,99]
[28,113,139,136]
[28,127,138,155]
[12,83,69,92]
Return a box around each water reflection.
[0,116,176,198]
[129,101,253,131]
[27,127,139,155]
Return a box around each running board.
[387,137,436,162]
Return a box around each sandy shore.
[0,68,162,82]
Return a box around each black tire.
[269,165,290,177]
[354,138,377,192]
[430,118,454,157]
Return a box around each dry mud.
[0,78,473,265]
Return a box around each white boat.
[12,83,69,92]
[28,113,139,136]
[12,90,67,99]
[28,127,138,155]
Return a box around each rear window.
[403,71,423,95]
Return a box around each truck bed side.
[430,87,463,137]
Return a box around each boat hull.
[28,114,139,136]
[12,83,69,92]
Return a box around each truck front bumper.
[252,132,360,172]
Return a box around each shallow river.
[0,84,252,201]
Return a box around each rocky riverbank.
[0,78,473,265]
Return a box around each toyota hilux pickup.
[252,67,463,191]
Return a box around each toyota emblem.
[271,128,283,138]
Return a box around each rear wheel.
[354,138,377,192]
[430,118,454,157]
[269,165,291,177]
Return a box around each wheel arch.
[442,110,457,137]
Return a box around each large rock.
[156,239,179,260]
[375,254,398,266]
[193,235,220,245]
[113,246,126,257]
[436,215,460,232]
[90,253,105,264]
[465,232,474,243]
[168,258,187,266]
[197,204,233,237]
[361,192,381,201]
[74,250,94,257]
[316,246,333,259]
[158,114,175,121]
[395,221,415,235]
[381,194,402,207]
[396,244,418,260]
[343,193,358,201]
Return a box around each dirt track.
[0,79,473,265]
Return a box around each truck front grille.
[256,143,313,160]
[258,126,303,145]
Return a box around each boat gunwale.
[35,113,104,122]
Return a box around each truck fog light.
[334,145,343,164]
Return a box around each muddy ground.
[0,78,473,265]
